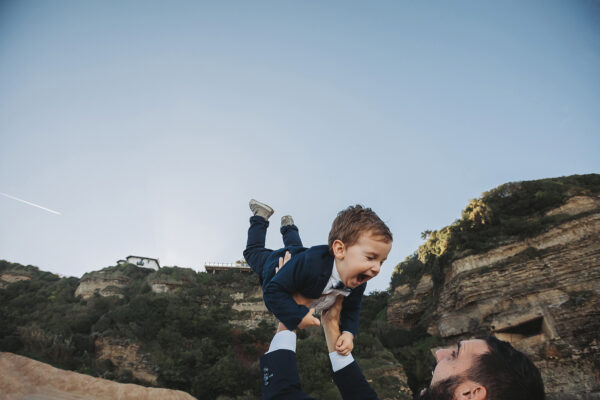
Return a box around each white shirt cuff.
[329,351,354,372]
[266,330,297,354]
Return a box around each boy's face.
[333,231,392,289]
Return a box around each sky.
[1,0,599,292]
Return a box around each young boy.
[243,199,392,354]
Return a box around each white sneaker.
[249,199,274,220]
[281,215,294,227]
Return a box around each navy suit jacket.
[261,245,366,334]
[260,350,378,400]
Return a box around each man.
[417,336,546,400]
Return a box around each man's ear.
[332,239,345,259]
[454,381,486,400]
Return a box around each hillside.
[0,261,409,399]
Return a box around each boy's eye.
[451,350,457,360]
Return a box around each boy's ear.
[332,239,345,259]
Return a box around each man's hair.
[466,335,545,400]
[328,205,392,252]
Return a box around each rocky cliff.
[95,337,158,384]
[388,186,600,399]
[0,352,195,400]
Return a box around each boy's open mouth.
[357,273,369,283]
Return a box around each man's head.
[417,335,545,400]
[328,205,393,288]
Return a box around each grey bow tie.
[334,281,351,292]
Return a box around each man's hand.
[298,308,320,328]
[335,331,354,356]
[276,251,291,273]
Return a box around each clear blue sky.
[1,0,599,292]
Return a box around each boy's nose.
[435,348,452,362]
[371,262,381,274]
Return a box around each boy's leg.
[280,215,303,247]
[243,216,273,276]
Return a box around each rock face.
[0,352,195,400]
[150,282,187,293]
[389,274,434,330]
[0,271,32,289]
[229,288,277,329]
[1,272,32,283]
[95,337,158,384]
[75,277,129,299]
[388,196,600,399]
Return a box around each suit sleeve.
[332,360,379,400]
[340,283,366,336]
[262,252,312,331]
[260,350,315,400]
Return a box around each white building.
[118,255,160,270]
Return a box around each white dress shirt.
[309,261,351,312]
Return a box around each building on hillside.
[117,255,160,270]
[204,260,251,274]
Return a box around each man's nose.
[435,348,452,362]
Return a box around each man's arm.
[260,336,314,400]
[322,296,379,400]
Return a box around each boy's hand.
[336,331,354,356]
[298,308,320,329]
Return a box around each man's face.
[334,231,392,288]
[431,339,489,385]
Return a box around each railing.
[204,262,252,273]
[205,262,249,268]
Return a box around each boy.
[243,199,392,354]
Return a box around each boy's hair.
[328,205,392,252]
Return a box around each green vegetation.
[392,174,600,293]
[0,262,409,399]
[409,174,599,271]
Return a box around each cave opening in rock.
[495,316,544,342]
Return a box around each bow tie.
[333,281,351,292]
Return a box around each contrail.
[0,191,62,215]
